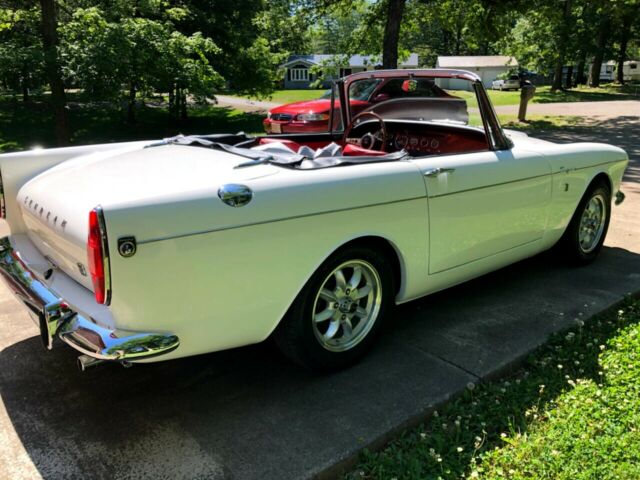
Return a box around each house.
[435,56,518,90]
[281,54,420,89]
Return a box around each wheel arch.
[587,171,613,195]
[274,234,406,334]
[331,235,404,298]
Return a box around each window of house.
[340,68,353,77]
[630,63,637,70]
[290,67,309,82]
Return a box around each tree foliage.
[0,0,639,143]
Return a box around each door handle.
[423,167,455,177]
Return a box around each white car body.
[0,69,628,369]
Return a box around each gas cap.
[218,184,253,207]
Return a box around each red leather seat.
[342,144,387,157]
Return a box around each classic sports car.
[263,76,457,133]
[0,69,628,372]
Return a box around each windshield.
[348,79,382,101]
[347,76,484,128]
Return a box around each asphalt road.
[1,117,639,480]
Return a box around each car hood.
[269,99,369,115]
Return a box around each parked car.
[0,69,628,373]
[492,75,521,91]
[263,77,456,133]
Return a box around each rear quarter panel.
[0,142,148,234]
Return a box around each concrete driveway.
[1,117,639,480]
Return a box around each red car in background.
[263,77,455,134]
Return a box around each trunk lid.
[17,144,279,289]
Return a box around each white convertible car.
[0,69,628,371]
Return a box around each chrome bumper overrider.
[0,237,179,364]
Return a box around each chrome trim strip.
[427,172,551,199]
[0,237,179,361]
[427,159,623,199]
[137,195,427,245]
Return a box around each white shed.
[435,56,518,90]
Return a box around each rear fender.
[0,142,149,234]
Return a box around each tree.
[0,7,44,102]
[382,0,406,68]
[61,6,223,123]
[551,0,572,91]
[39,0,70,145]
[177,0,285,97]
[613,1,640,84]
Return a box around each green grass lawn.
[0,95,265,153]
[451,83,640,108]
[348,297,640,479]
[231,83,639,109]
[228,89,326,104]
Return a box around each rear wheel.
[274,245,393,371]
[557,181,611,265]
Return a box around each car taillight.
[87,207,111,304]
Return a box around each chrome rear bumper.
[0,237,179,363]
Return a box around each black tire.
[273,245,394,371]
[556,181,611,265]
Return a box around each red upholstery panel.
[342,144,388,157]
[258,138,302,152]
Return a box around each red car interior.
[258,123,488,158]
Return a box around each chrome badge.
[218,184,253,207]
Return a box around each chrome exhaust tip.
[77,355,105,372]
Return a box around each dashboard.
[348,120,489,156]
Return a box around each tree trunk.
[455,23,462,56]
[588,17,610,87]
[551,0,572,92]
[551,61,564,92]
[39,0,70,145]
[180,91,187,122]
[381,0,406,69]
[127,83,137,124]
[565,65,573,88]
[168,86,175,120]
[576,51,587,85]
[616,14,632,84]
[22,77,29,103]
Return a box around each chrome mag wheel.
[311,260,382,353]
[578,193,607,254]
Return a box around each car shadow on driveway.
[530,116,639,188]
[2,245,640,480]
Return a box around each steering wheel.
[343,111,388,152]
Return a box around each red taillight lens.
[87,208,108,304]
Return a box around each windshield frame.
[340,69,511,151]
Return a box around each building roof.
[282,53,419,68]
[436,56,518,68]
